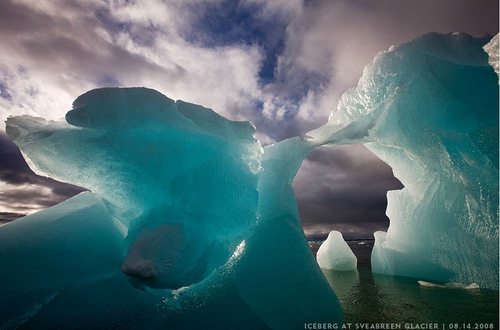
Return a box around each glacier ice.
[1,32,498,327]
[3,89,341,328]
[308,32,499,289]
[7,89,264,289]
[317,231,357,271]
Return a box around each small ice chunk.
[419,281,480,290]
[465,283,480,290]
[418,280,445,288]
[316,231,357,271]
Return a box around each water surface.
[310,240,499,325]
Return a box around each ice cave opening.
[292,144,404,243]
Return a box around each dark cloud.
[0,132,86,213]
[293,145,403,238]
[0,0,55,34]
[0,131,36,185]
[0,187,60,210]
[304,221,389,241]
[0,212,25,225]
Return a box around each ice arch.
[1,32,498,328]
[306,32,499,288]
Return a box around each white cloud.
[0,0,266,130]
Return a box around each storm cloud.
[293,145,403,239]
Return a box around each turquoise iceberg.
[3,89,341,329]
[309,33,499,288]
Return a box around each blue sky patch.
[184,0,287,83]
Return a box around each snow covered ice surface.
[317,231,357,271]
[1,32,498,328]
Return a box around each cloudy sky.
[0,0,498,238]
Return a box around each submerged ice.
[1,32,498,328]
[317,231,357,271]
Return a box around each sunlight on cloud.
[0,0,266,130]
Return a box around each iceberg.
[1,32,498,327]
[317,231,357,271]
[3,89,341,328]
[7,89,264,289]
[307,32,499,289]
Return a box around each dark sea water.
[310,240,499,326]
